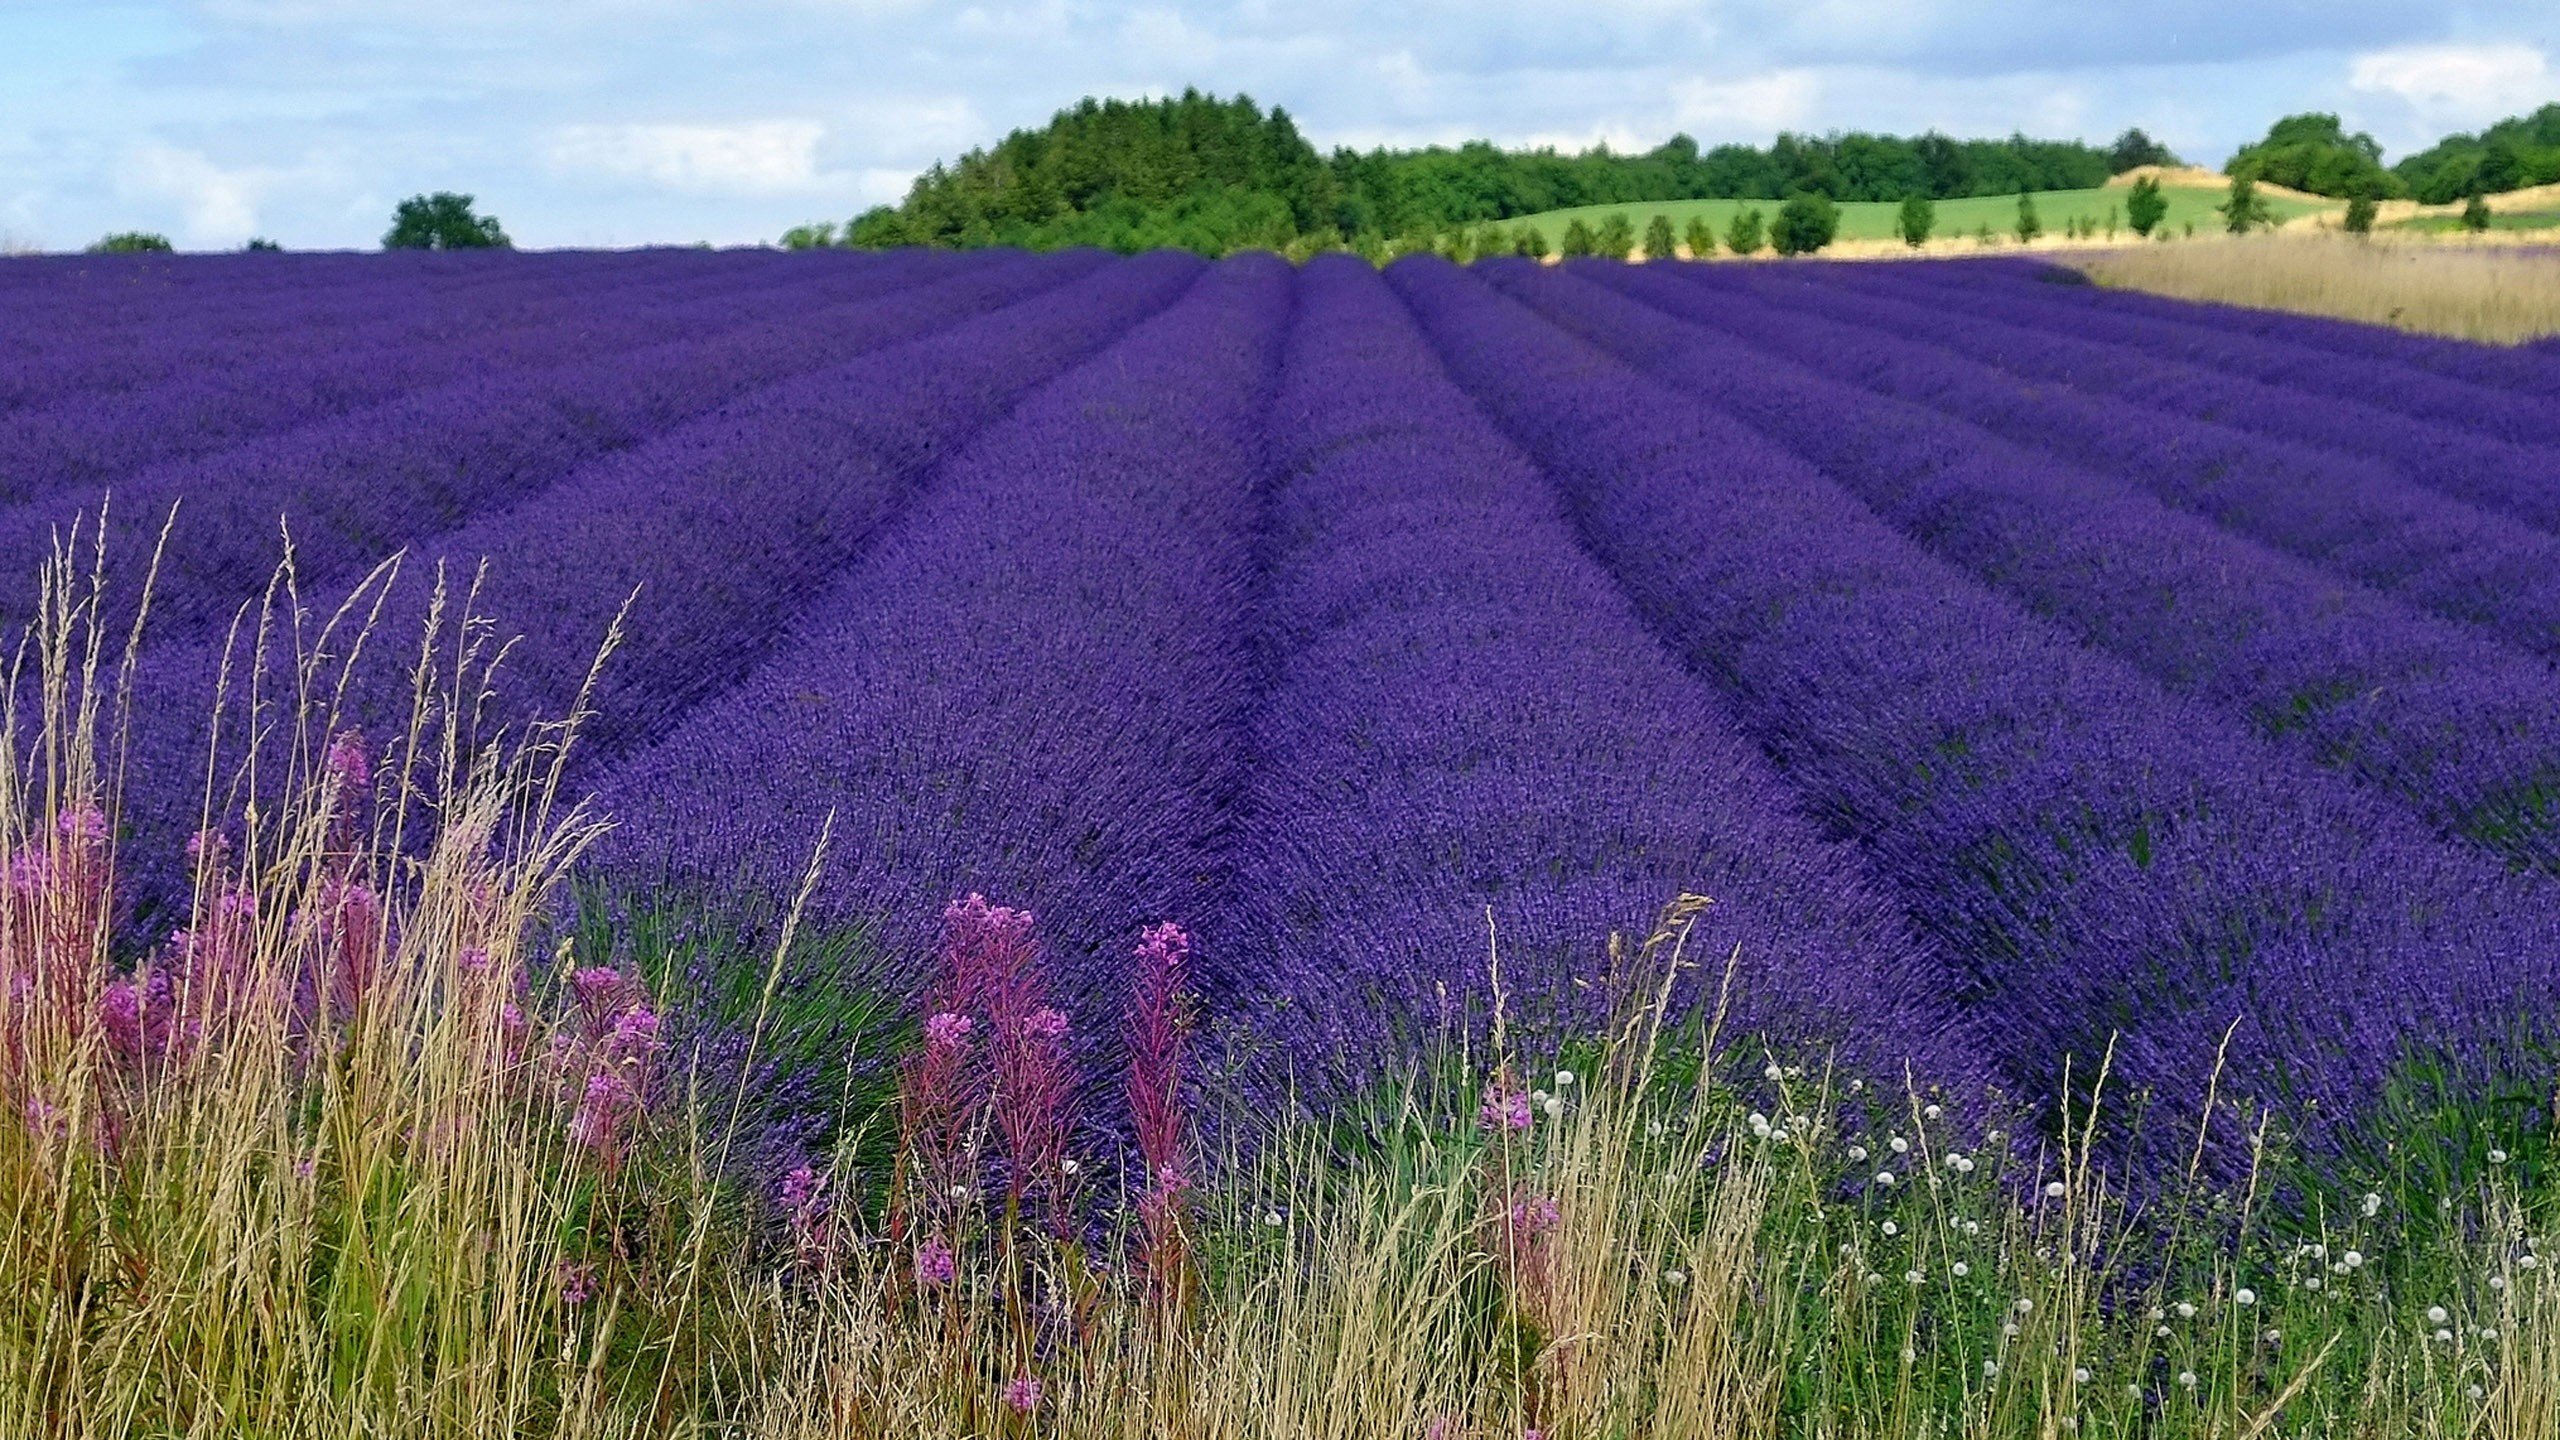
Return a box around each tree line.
[811,90,2171,257]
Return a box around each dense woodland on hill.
[810,91,2560,257]
[825,91,2163,255]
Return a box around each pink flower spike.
[1002,1374,1044,1414]
[558,1260,597,1306]
[915,1236,956,1288]
[923,1010,975,1050]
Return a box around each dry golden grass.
[2075,232,2560,344]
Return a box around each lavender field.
[14,244,2560,1172]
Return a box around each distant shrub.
[384,192,509,250]
[243,237,282,253]
[1559,218,1597,257]
[2461,193,2493,232]
[2219,176,2272,234]
[2343,192,2378,235]
[2013,194,2042,244]
[779,222,839,250]
[2104,203,2120,240]
[1642,213,1677,261]
[1594,212,1636,260]
[2125,175,2168,237]
[1514,225,1550,260]
[1896,194,1935,248]
[1769,193,1838,256]
[1724,207,1766,256]
[2108,126,2179,173]
[1683,215,1716,258]
[1471,221,1511,260]
[88,231,174,254]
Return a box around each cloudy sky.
[1,0,2551,250]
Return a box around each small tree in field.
[1896,194,1935,248]
[2125,174,2168,237]
[2219,175,2272,233]
[1594,212,1636,259]
[88,231,174,253]
[385,192,509,250]
[2014,193,2043,244]
[1643,212,1678,261]
[1559,218,1597,257]
[1769,193,1838,256]
[2461,193,2493,232]
[1724,207,1766,256]
[2343,191,2378,235]
[1515,226,1550,260]
[1683,215,1716,258]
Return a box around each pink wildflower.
[923,1010,975,1049]
[1002,1374,1044,1414]
[1127,920,1194,1297]
[558,1261,597,1306]
[1479,1073,1534,1133]
[915,1236,956,1288]
[781,1164,827,1214]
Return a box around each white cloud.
[116,143,270,243]
[2348,42,2552,131]
[545,120,832,193]
[1669,69,1824,139]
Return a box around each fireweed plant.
[0,542,2552,1438]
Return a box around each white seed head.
[1263,1210,1283,1228]
[1983,1360,1999,1378]
[1882,1220,1900,1237]
[1849,1145,1870,1162]
[1542,1097,1565,1119]
[2045,1181,2068,1199]
[1553,1069,1575,1089]
[1875,1171,1896,1187]
[1924,1104,1944,1120]
[1890,1136,1910,1154]
[1905,1270,1924,1285]
[2344,1251,2365,1269]
[2014,1297,2033,1314]
[2235,1288,2256,1307]
[1962,1219,1981,1237]
[2427,1306,2451,1326]
[1952,1262,1971,1278]
[2072,1367,2091,1384]
[2175,1302,2196,1320]
[1664,1268,1687,1287]
[2435,1328,2454,1343]
[2177,1371,2197,1389]
[2363,1192,2383,1217]
[2489,1148,2508,1164]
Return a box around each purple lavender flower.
[914,1236,956,1288]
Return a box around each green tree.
[2342,188,2378,235]
[1724,207,1766,256]
[384,193,509,250]
[2461,192,2493,231]
[2124,174,2168,236]
[244,237,282,252]
[1594,212,1636,259]
[1560,218,1598,257]
[779,222,838,249]
[2107,126,2178,174]
[1769,192,1839,255]
[1896,193,1936,248]
[2013,193,2042,243]
[1683,215,1716,258]
[1642,212,1678,260]
[1514,225,1550,259]
[2219,174,2272,233]
[88,231,174,253]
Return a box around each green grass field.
[1504,183,2332,250]
[2388,209,2560,234]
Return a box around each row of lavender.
[12,247,2559,1180]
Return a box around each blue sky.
[1,1,2551,250]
